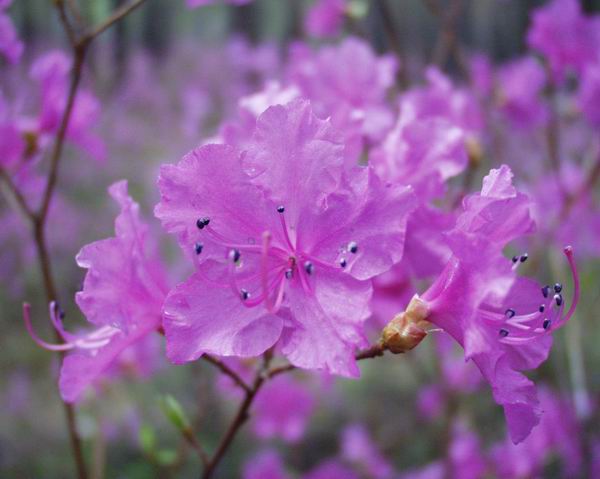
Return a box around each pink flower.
[304,460,360,479]
[252,375,316,443]
[490,387,583,477]
[527,0,600,83]
[0,0,23,64]
[242,449,291,479]
[0,94,24,169]
[447,422,487,479]
[305,0,347,38]
[24,181,168,402]
[496,57,549,130]
[341,424,394,479]
[579,60,600,127]
[417,166,579,443]
[156,99,416,376]
[29,50,106,162]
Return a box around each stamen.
[22,303,74,352]
[554,283,562,293]
[562,245,580,323]
[240,289,250,301]
[348,241,358,254]
[304,261,314,275]
[194,242,203,255]
[276,205,285,213]
[340,258,347,268]
[520,253,528,263]
[512,255,519,263]
[277,208,295,251]
[196,217,210,229]
[554,293,563,306]
[261,232,276,312]
[543,319,551,330]
[505,308,516,318]
[539,305,545,313]
[229,249,241,263]
[542,285,550,298]
[499,328,509,337]
[285,269,293,279]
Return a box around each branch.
[269,343,387,379]
[202,355,251,394]
[377,0,409,88]
[181,428,210,466]
[0,166,35,219]
[83,0,147,43]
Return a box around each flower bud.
[381,295,430,354]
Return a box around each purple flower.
[252,375,316,443]
[24,181,168,402]
[490,387,583,477]
[496,57,549,130]
[156,99,415,376]
[0,94,25,169]
[341,423,394,479]
[416,166,579,443]
[242,449,291,479]
[303,459,360,479]
[29,50,106,162]
[448,422,487,479]
[526,0,600,83]
[305,0,347,38]
[579,60,600,127]
[0,0,23,64]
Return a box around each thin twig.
[181,428,210,466]
[377,0,409,88]
[83,0,147,42]
[54,0,78,46]
[0,167,35,219]
[202,355,251,393]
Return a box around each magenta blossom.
[416,166,579,443]
[242,449,291,479]
[579,61,600,127]
[0,0,23,64]
[253,375,316,443]
[156,99,415,376]
[341,424,393,479]
[28,50,106,162]
[24,181,168,402]
[527,0,600,83]
[305,0,347,38]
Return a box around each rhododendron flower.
[496,57,548,130]
[305,0,347,38]
[0,94,24,169]
[242,449,290,479]
[27,50,106,161]
[341,424,393,479]
[490,388,583,477]
[447,422,487,479]
[579,61,600,127]
[0,0,23,64]
[253,375,315,442]
[413,166,579,443]
[24,181,168,402]
[156,99,415,376]
[527,0,600,83]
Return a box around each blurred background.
[1,1,600,478]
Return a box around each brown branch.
[377,0,409,88]
[181,428,210,466]
[202,355,251,394]
[269,343,387,378]
[0,167,35,219]
[83,0,147,42]
[54,0,78,46]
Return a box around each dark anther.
[554,294,563,307]
[285,269,293,279]
[340,258,347,268]
[229,249,241,263]
[499,329,509,338]
[59,308,66,320]
[277,205,285,213]
[542,285,550,298]
[194,242,204,255]
[512,255,519,263]
[240,289,250,300]
[553,283,562,293]
[539,304,545,313]
[543,319,551,330]
[520,253,528,263]
[196,217,210,229]
[505,308,516,318]
[348,241,358,254]
[304,261,314,275]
